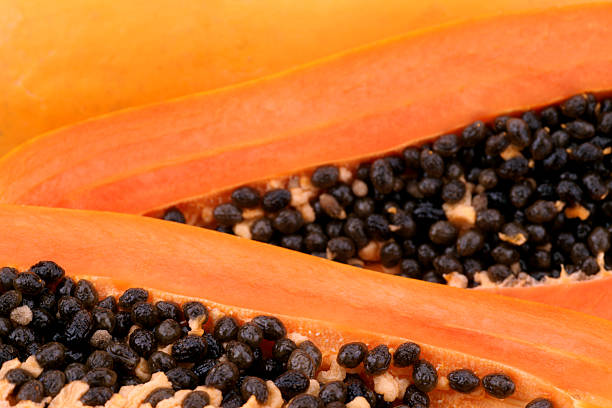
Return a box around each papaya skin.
[0,204,611,407]
[1,5,612,319]
[0,0,600,155]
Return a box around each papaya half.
[1,4,612,319]
[0,204,610,408]
[0,0,600,156]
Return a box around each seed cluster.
[170,93,612,287]
[0,261,552,407]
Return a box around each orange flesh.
[0,0,601,155]
[1,5,612,320]
[0,204,610,407]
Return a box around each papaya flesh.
[1,4,612,319]
[0,204,611,407]
[0,0,600,156]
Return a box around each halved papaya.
[1,4,612,319]
[0,0,593,155]
[0,204,610,407]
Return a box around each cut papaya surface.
[0,0,599,155]
[0,204,611,407]
[1,5,612,319]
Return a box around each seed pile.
[167,93,612,288]
[0,261,552,407]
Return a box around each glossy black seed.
[564,119,595,139]
[412,360,438,392]
[497,157,529,180]
[13,272,44,296]
[482,373,515,399]
[81,386,113,406]
[369,159,394,194]
[389,211,416,239]
[345,376,376,407]
[153,319,181,346]
[214,203,243,227]
[522,110,541,131]
[337,342,367,368]
[251,218,274,242]
[412,201,444,225]
[6,368,33,385]
[16,379,44,403]
[0,290,22,315]
[232,187,261,209]
[118,288,148,309]
[273,209,304,235]
[272,337,297,362]
[477,168,497,190]
[0,316,12,337]
[429,221,457,245]
[572,142,602,163]
[30,261,65,284]
[491,244,519,265]
[415,244,436,268]
[456,230,484,257]
[420,149,444,178]
[163,207,186,223]
[485,133,510,156]
[147,351,176,374]
[199,333,222,360]
[56,277,75,298]
[542,148,568,171]
[57,296,84,321]
[384,155,405,175]
[402,147,420,168]
[91,307,115,333]
[528,129,554,160]
[225,341,254,370]
[561,94,587,118]
[287,349,316,378]
[319,381,347,404]
[583,173,608,200]
[403,384,430,408]
[311,166,340,189]
[106,341,139,370]
[417,178,442,197]
[84,367,117,387]
[330,184,355,208]
[299,341,322,370]
[378,241,401,268]
[182,302,207,324]
[288,394,324,408]
[275,370,310,400]
[120,376,142,387]
[509,182,532,209]
[167,367,198,390]
[145,388,175,407]
[0,344,18,364]
[487,264,512,282]
[526,398,554,408]
[183,391,211,408]
[64,363,87,382]
[206,361,240,392]
[96,296,116,313]
[461,121,486,146]
[262,189,292,212]
[433,134,460,157]
[351,198,374,219]
[440,180,465,203]
[113,311,132,338]
[86,350,114,369]
[39,369,65,397]
[214,316,239,342]
[302,231,326,253]
[65,309,93,346]
[172,335,207,362]
[556,180,582,205]
[221,389,243,408]
[447,369,480,393]
[9,326,36,349]
[36,342,65,368]
[363,345,391,375]
[0,267,17,291]
[393,342,420,367]
[74,280,99,309]
[130,302,159,328]
[326,221,344,238]
[506,118,531,148]
[588,227,611,253]
[240,376,268,403]
[129,328,157,357]
[433,254,463,275]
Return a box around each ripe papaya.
[0,204,610,407]
[1,4,611,319]
[0,0,594,156]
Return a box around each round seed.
[319,381,347,404]
[84,367,117,388]
[429,221,457,245]
[241,376,269,403]
[526,398,553,408]
[225,340,254,370]
[412,360,438,392]
[393,342,420,367]
[13,272,44,296]
[163,207,186,223]
[183,391,211,408]
[172,335,207,362]
[402,384,430,408]
[274,370,310,400]
[288,394,324,408]
[129,328,157,357]
[167,367,198,390]
[36,342,66,368]
[118,288,148,309]
[39,369,65,397]
[6,368,33,385]
[262,189,291,212]
[74,279,99,309]
[273,209,303,234]
[447,369,480,393]
[29,261,65,284]
[214,316,239,341]
[506,118,531,148]
[364,344,391,375]
[369,159,394,194]
[251,218,274,242]
[145,388,175,407]
[16,379,44,403]
[232,187,261,209]
[337,342,367,368]
[80,386,113,406]
[213,203,243,227]
[482,374,516,399]
[287,349,316,378]
[205,361,240,392]
[312,166,340,189]
[252,315,287,340]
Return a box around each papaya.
[1,4,612,319]
[0,203,610,407]
[0,0,600,156]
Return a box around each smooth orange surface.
[1,4,611,213]
[0,0,599,155]
[0,204,611,407]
